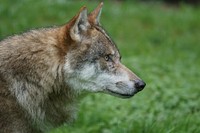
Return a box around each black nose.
[135,80,146,91]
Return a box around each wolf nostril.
[134,80,146,91]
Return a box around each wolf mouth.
[106,88,135,98]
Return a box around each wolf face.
[64,3,146,98]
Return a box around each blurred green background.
[0,0,200,133]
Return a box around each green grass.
[1,0,200,133]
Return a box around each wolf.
[0,2,146,133]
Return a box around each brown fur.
[0,26,76,132]
[0,9,84,133]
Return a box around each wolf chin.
[0,3,146,133]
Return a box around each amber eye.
[104,55,110,61]
[104,55,113,62]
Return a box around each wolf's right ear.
[69,7,90,42]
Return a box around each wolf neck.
[0,27,77,130]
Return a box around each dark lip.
[106,89,135,98]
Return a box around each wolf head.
[63,3,146,98]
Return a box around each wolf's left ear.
[88,2,103,25]
[70,7,90,42]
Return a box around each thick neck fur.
[0,27,77,131]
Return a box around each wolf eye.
[104,55,110,61]
[105,55,109,61]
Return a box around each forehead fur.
[88,25,120,56]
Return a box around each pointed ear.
[70,7,90,42]
[88,2,103,25]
